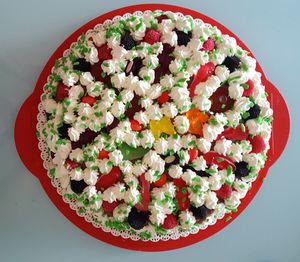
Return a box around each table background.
[0,0,299,261]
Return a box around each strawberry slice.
[65,159,81,171]
[243,79,255,97]
[189,62,215,98]
[102,200,119,214]
[203,151,236,171]
[162,214,177,230]
[217,125,249,141]
[153,173,167,187]
[157,91,170,104]
[215,184,232,200]
[135,174,150,211]
[55,82,69,102]
[249,135,266,153]
[81,95,97,106]
[188,148,199,162]
[96,166,121,190]
[98,149,109,160]
[130,119,143,131]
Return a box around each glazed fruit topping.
[222,55,241,73]
[97,44,112,61]
[162,214,177,230]
[203,151,236,171]
[245,104,261,120]
[71,130,99,149]
[58,123,71,139]
[135,174,150,212]
[153,173,167,187]
[201,37,215,51]
[186,108,209,136]
[249,135,266,153]
[98,149,109,160]
[96,166,121,190]
[210,85,234,113]
[65,159,81,171]
[188,148,199,162]
[102,201,119,214]
[55,82,69,102]
[130,119,143,131]
[189,205,209,220]
[73,58,91,72]
[125,57,143,76]
[157,91,170,104]
[242,79,255,97]
[234,161,249,178]
[215,184,232,199]
[81,95,97,106]
[217,125,249,141]
[144,29,161,44]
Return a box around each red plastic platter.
[14,4,290,251]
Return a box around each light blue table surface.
[0,0,299,261]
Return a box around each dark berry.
[246,104,261,120]
[57,123,71,139]
[190,205,209,220]
[70,179,88,194]
[162,43,175,55]
[125,57,143,76]
[235,161,249,178]
[210,85,234,113]
[196,170,210,177]
[182,165,197,173]
[128,207,149,230]
[164,154,180,169]
[73,58,91,72]
[124,95,142,119]
[71,129,99,149]
[175,30,192,46]
[121,33,136,50]
[222,55,241,73]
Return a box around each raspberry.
[188,148,199,162]
[57,123,71,139]
[249,135,266,153]
[222,55,241,73]
[189,205,209,220]
[243,79,255,97]
[246,104,261,120]
[73,58,91,72]
[81,95,97,106]
[157,91,170,104]
[130,119,143,131]
[162,214,177,230]
[70,179,88,194]
[128,207,149,230]
[97,44,112,61]
[216,184,232,199]
[55,82,69,102]
[235,161,249,178]
[102,201,119,213]
[121,33,136,50]
[153,173,167,187]
[96,167,121,190]
[201,38,215,51]
[175,30,192,46]
[144,29,161,45]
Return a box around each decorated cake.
[38,10,273,241]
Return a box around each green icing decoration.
[118,143,150,161]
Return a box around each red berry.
[81,95,96,106]
[55,82,69,102]
[162,214,177,230]
[157,91,170,104]
[65,159,81,171]
[96,167,121,190]
[189,62,215,98]
[144,29,161,45]
[218,125,249,141]
[102,201,119,213]
[177,194,190,211]
[249,135,266,153]
[97,44,112,61]
[210,85,234,113]
[216,184,232,200]
[156,15,169,23]
[201,38,215,51]
[203,151,236,171]
[188,148,199,162]
[173,178,187,188]
[98,149,109,160]
[153,173,167,187]
[135,174,150,212]
[243,79,255,97]
[130,119,143,131]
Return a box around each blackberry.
[128,207,149,230]
[222,55,241,73]
[190,205,209,220]
[163,154,180,169]
[175,30,192,46]
[235,161,249,178]
[57,123,71,139]
[73,58,91,72]
[121,33,136,50]
[70,179,88,194]
[246,104,261,120]
[125,57,143,76]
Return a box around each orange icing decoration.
[186,108,209,136]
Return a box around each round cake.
[38,10,273,241]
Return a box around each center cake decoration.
[38,10,273,241]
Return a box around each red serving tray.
[14,4,290,251]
